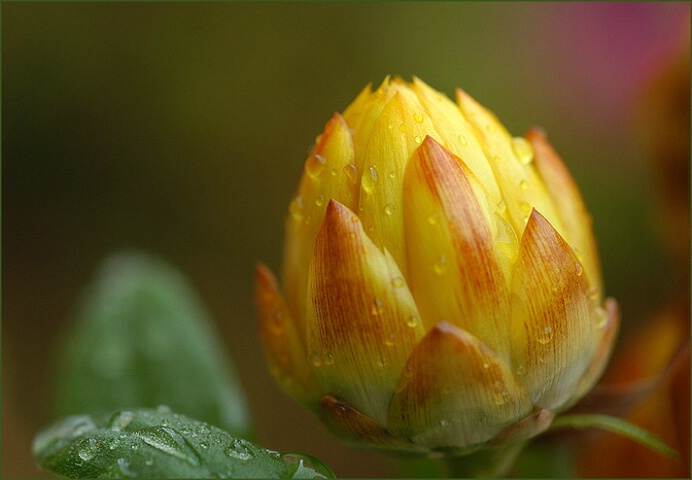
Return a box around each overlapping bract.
[256,77,619,454]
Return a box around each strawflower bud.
[256,76,619,455]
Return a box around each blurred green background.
[3,2,689,477]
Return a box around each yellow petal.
[456,88,564,238]
[306,200,426,424]
[527,127,602,295]
[388,322,532,449]
[255,264,321,408]
[509,209,595,410]
[282,113,357,333]
[402,136,514,359]
[411,77,502,205]
[319,394,425,453]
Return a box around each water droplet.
[199,441,209,450]
[406,314,420,328]
[494,390,510,405]
[497,199,507,213]
[362,166,378,194]
[397,123,407,133]
[145,458,154,466]
[323,352,335,365]
[588,286,600,300]
[384,332,396,347]
[117,457,136,478]
[109,410,135,431]
[289,196,304,221]
[309,351,322,367]
[78,438,99,461]
[350,215,359,223]
[314,195,325,207]
[305,154,326,178]
[135,426,201,466]
[387,123,394,130]
[511,137,534,164]
[370,297,385,316]
[433,255,448,275]
[440,419,450,427]
[384,203,394,215]
[516,365,526,376]
[519,201,531,213]
[494,213,518,262]
[224,439,255,461]
[575,262,583,277]
[391,276,405,288]
[482,362,490,369]
[493,155,501,163]
[519,180,529,191]
[331,168,338,176]
[343,164,358,183]
[427,212,439,225]
[413,112,424,123]
[414,135,423,144]
[458,134,468,146]
[536,326,553,345]
[280,453,333,479]
[195,424,211,436]
[376,355,388,367]
[388,168,397,179]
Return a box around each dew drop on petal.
[440,419,450,427]
[427,212,439,225]
[289,196,304,221]
[362,166,378,194]
[384,203,394,215]
[536,326,553,345]
[384,332,396,347]
[516,365,526,376]
[224,439,254,461]
[391,276,405,288]
[305,154,326,178]
[414,135,423,144]
[315,195,324,207]
[323,352,335,365]
[370,297,385,316]
[343,164,358,183]
[376,354,388,367]
[494,390,510,406]
[413,112,425,123]
[511,136,534,164]
[519,201,532,213]
[309,351,322,367]
[78,438,99,461]
[433,255,448,275]
[406,314,420,328]
[575,262,583,277]
[458,134,468,146]
[519,180,529,191]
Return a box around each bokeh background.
[3,2,689,477]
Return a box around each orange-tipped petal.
[527,127,602,294]
[402,136,514,358]
[456,88,564,238]
[282,113,358,332]
[320,394,425,453]
[256,263,321,407]
[388,322,532,449]
[306,200,426,424]
[509,210,595,410]
[568,298,620,406]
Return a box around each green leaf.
[549,413,679,459]
[54,251,252,438]
[33,407,334,479]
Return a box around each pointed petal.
[456,89,564,238]
[411,77,502,205]
[509,210,596,410]
[256,264,321,407]
[388,322,532,449]
[402,136,514,358]
[282,113,358,332]
[527,127,602,294]
[319,394,424,452]
[568,297,620,406]
[306,200,426,424]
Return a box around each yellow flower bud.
[256,76,619,455]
